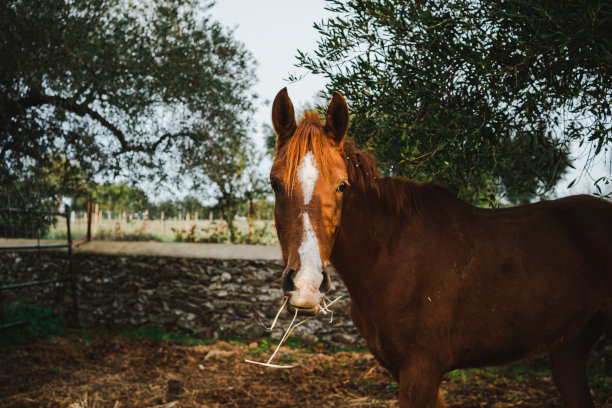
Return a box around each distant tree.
[297,0,612,203]
[69,181,149,217]
[242,164,269,243]
[186,121,266,242]
[252,198,275,220]
[1,0,257,186]
[153,200,180,220]
[1,152,91,208]
[263,123,278,158]
[178,195,204,217]
[264,100,322,158]
[93,182,149,215]
[0,153,90,237]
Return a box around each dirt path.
[1,333,610,407]
[74,241,282,260]
[0,239,282,260]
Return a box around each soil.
[1,332,610,408]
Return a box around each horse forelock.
[277,112,333,196]
[275,111,457,215]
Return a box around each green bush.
[171,222,278,245]
[0,301,63,347]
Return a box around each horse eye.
[270,180,281,193]
[336,182,348,193]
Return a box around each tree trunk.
[223,206,236,243]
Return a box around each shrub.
[0,301,63,347]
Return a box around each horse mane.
[277,112,459,215]
[342,142,459,216]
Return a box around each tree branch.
[7,91,197,155]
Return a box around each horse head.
[270,88,349,316]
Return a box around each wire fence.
[0,207,77,330]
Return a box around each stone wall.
[0,251,363,346]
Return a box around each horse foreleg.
[435,387,446,408]
[398,361,446,408]
[549,315,602,408]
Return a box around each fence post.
[143,209,149,235]
[93,203,99,236]
[86,196,92,242]
[161,210,165,236]
[65,206,78,323]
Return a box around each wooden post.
[185,211,190,232]
[161,210,165,236]
[86,196,92,242]
[247,197,255,244]
[93,203,100,237]
[143,209,149,235]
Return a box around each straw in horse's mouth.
[245,296,342,369]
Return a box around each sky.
[212,0,332,149]
[209,0,610,199]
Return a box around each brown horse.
[269,87,612,407]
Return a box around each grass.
[590,373,612,390]
[385,381,398,389]
[448,357,552,381]
[121,324,215,346]
[45,218,278,244]
[0,301,64,347]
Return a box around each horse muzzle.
[281,266,330,316]
[286,301,321,317]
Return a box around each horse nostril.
[319,268,331,293]
[282,269,296,292]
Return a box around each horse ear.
[272,88,297,150]
[324,91,349,146]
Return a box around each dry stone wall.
[0,251,363,347]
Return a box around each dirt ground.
[1,332,610,408]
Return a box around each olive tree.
[296,0,612,203]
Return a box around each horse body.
[332,186,611,374]
[269,88,612,407]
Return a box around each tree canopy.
[1,0,257,188]
[296,0,612,204]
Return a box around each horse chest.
[350,302,408,376]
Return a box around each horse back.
[442,195,612,367]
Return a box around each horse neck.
[329,186,408,299]
[329,181,466,303]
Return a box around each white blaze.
[298,151,318,205]
[295,213,323,300]
[293,151,323,306]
